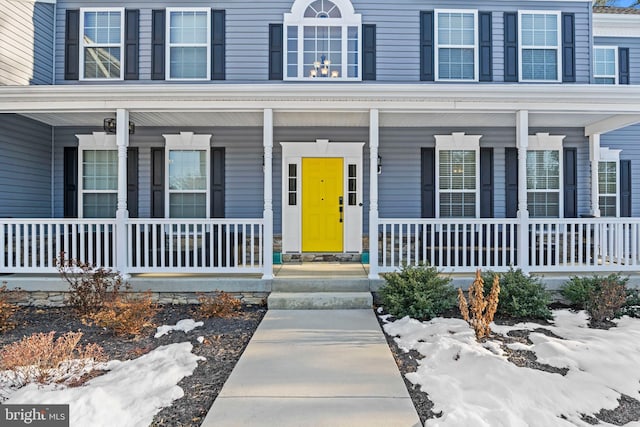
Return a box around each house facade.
[1,0,640,284]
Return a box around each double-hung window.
[284,0,362,80]
[435,133,481,218]
[593,46,618,85]
[166,8,210,80]
[598,148,620,217]
[519,11,561,82]
[526,151,560,217]
[80,8,124,80]
[164,133,211,218]
[435,10,478,81]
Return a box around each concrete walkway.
[201,310,421,427]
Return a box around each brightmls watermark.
[1,405,69,426]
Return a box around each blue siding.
[594,36,640,85]
[378,127,589,219]
[0,114,52,217]
[601,123,640,216]
[1,1,54,85]
[54,0,593,84]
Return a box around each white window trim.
[165,7,211,81]
[598,147,621,217]
[284,0,362,81]
[518,10,562,83]
[76,132,118,219]
[593,45,618,85]
[79,7,125,81]
[434,9,479,82]
[527,133,565,218]
[163,132,211,218]
[434,133,482,218]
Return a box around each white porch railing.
[377,217,640,274]
[127,219,264,273]
[377,219,519,273]
[528,218,640,272]
[0,219,116,273]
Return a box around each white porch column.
[262,109,274,280]
[115,108,129,276]
[368,109,379,279]
[516,110,530,272]
[589,134,601,217]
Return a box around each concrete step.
[272,278,370,292]
[267,292,373,310]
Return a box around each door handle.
[339,206,343,223]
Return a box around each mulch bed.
[0,304,266,427]
[377,308,640,426]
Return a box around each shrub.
[87,291,158,337]
[0,283,23,332]
[561,274,628,309]
[56,253,128,317]
[458,270,500,340]
[484,268,552,320]
[0,331,106,386]
[195,291,242,319]
[562,274,631,323]
[379,264,457,320]
[586,279,627,323]
[620,288,640,318]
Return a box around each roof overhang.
[2,83,640,135]
[594,13,640,37]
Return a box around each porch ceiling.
[6,83,640,134]
[19,110,628,132]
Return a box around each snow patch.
[383,310,640,426]
[155,319,204,338]
[5,343,204,427]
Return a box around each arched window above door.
[284,0,361,80]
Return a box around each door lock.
[339,196,343,222]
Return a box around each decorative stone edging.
[14,291,268,307]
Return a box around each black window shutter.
[64,10,80,80]
[269,24,283,80]
[211,10,226,80]
[211,148,225,218]
[620,159,632,217]
[563,147,577,218]
[421,148,436,218]
[420,11,434,82]
[480,148,494,217]
[151,148,165,218]
[127,147,138,218]
[151,10,165,80]
[561,13,575,83]
[619,48,630,85]
[505,147,518,218]
[124,10,139,80]
[479,12,493,82]
[504,12,518,82]
[63,147,78,218]
[363,24,376,81]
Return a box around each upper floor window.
[435,10,478,81]
[284,0,362,80]
[594,46,618,85]
[80,8,124,80]
[166,8,210,80]
[519,11,561,82]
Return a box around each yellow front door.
[302,157,343,252]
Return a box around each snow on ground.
[383,310,640,427]
[154,318,204,338]
[4,343,204,427]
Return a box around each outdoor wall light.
[103,118,136,135]
[377,155,382,174]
